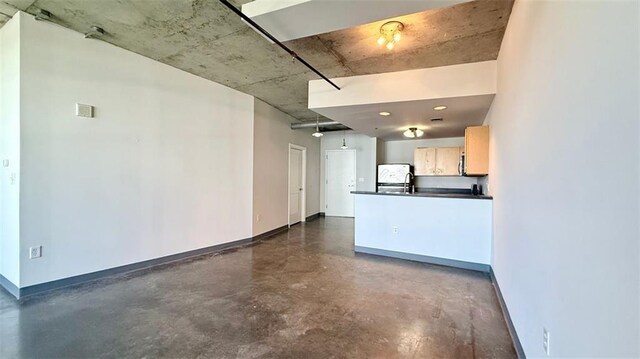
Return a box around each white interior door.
[289,147,304,225]
[325,150,356,217]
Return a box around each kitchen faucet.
[403,172,414,194]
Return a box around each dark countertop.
[351,191,493,200]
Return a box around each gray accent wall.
[252,99,321,236]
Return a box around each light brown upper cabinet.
[464,125,489,175]
[436,147,462,176]
[415,147,462,176]
[414,147,436,176]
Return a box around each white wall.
[309,61,497,108]
[375,137,385,166]
[253,99,320,236]
[384,137,478,189]
[354,194,492,265]
[320,131,376,211]
[486,1,639,357]
[0,13,21,287]
[17,12,255,287]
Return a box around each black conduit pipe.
[218,0,341,91]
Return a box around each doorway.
[288,144,306,226]
[325,150,356,217]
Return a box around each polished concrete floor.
[0,218,516,358]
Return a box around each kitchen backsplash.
[415,176,479,189]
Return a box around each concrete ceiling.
[0,0,513,123]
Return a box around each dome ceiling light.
[377,21,405,50]
[403,127,424,138]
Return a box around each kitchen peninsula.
[352,191,492,272]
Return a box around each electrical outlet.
[392,226,399,234]
[543,328,550,356]
[256,214,261,223]
[29,246,42,259]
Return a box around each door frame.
[324,149,357,217]
[288,144,307,227]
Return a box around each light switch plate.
[76,103,94,118]
[543,328,550,356]
[2,159,8,167]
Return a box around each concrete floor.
[0,217,516,358]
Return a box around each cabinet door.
[465,126,489,175]
[435,147,462,176]
[414,148,436,176]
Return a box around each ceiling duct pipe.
[291,121,342,129]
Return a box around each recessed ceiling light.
[379,111,391,116]
[433,105,447,111]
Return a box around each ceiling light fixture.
[341,131,348,149]
[379,111,391,116]
[84,26,106,39]
[377,21,404,51]
[312,115,323,138]
[34,9,52,21]
[433,105,447,111]
[403,127,424,138]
